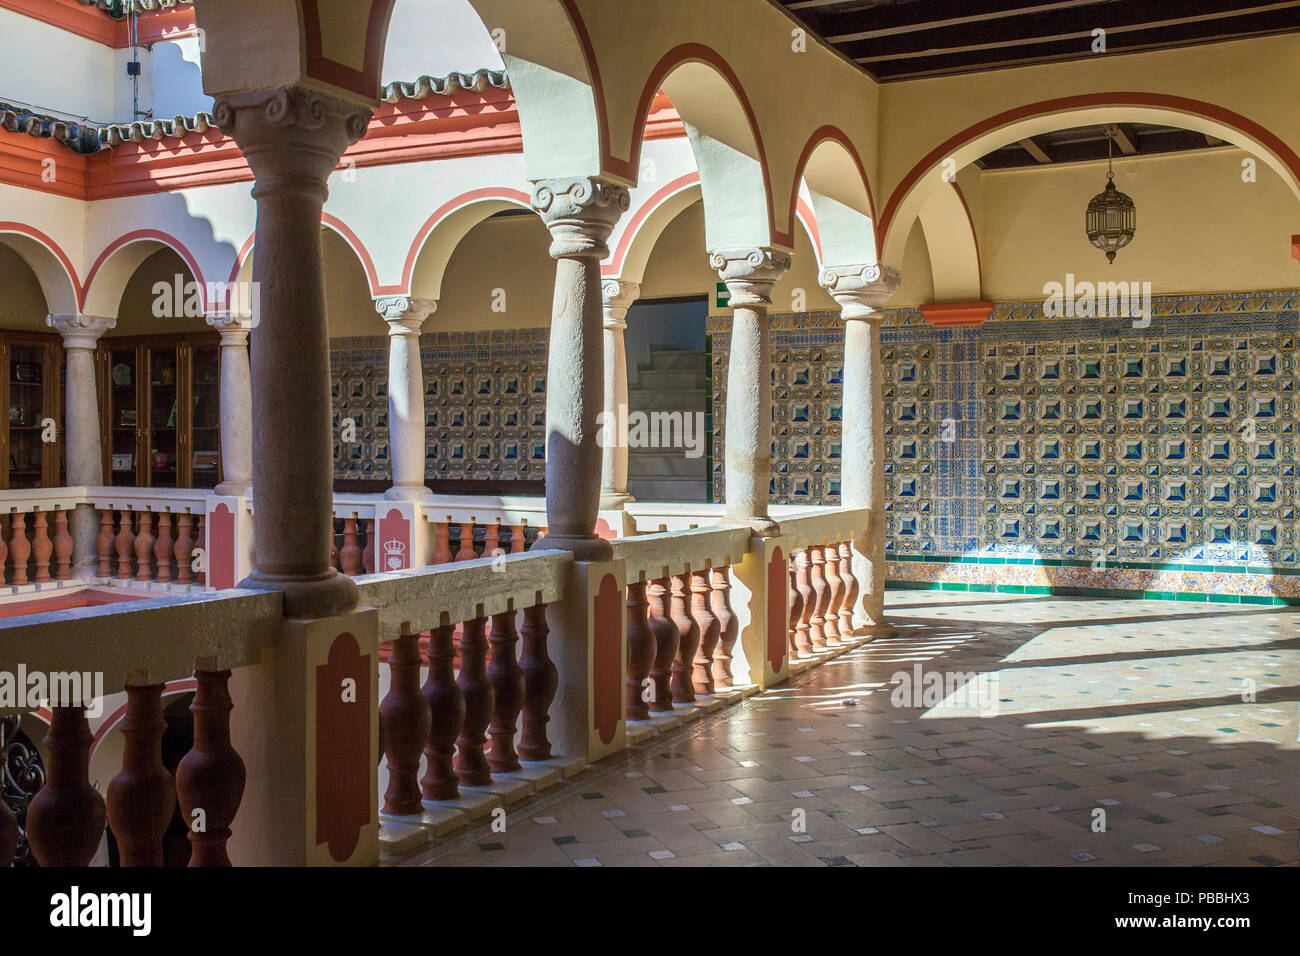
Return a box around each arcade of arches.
[0,0,1297,870]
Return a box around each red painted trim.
[1291,235,1300,264]
[320,213,382,296]
[795,197,821,263]
[0,220,84,303]
[880,92,1300,251]
[302,0,397,101]
[557,0,611,176]
[0,0,197,47]
[82,227,206,312]
[625,43,784,247]
[603,171,699,277]
[0,0,117,44]
[398,187,532,293]
[919,301,994,328]
[789,125,878,255]
[951,181,983,295]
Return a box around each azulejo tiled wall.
[708,291,1300,591]
[330,331,548,482]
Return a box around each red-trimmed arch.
[82,229,207,313]
[398,186,534,293]
[0,221,83,308]
[623,43,782,247]
[227,214,385,301]
[880,92,1300,252]
[788,125,878,255]
[304,0,399,101]
[604,171,699,278]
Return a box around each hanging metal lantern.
[1086,127,1136,264]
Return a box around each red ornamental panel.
[592,574,622,745]
[208,504,236,590]
[377,508,411,572]
[315,632,372,862]
[766,546,787,672]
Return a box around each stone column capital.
[601,279,640,330]
[213,86,372,196]
[819,263,902,320]
[710,248,791,307]
[47,314,114,349]
[375,296,437,335]
[206,312,253,345]
[531,177,630,260]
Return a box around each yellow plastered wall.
[0,244,53,332]
[976,147,1300,301]
[108,247,212,337]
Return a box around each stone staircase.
[626,347,710,502]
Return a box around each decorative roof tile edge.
[381,69,510,104]
[98,111,214,146]
[0,101,100,154]
[4,67,510,154]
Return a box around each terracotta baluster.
[115,510,135,580]
[808,545,829,650]
[194,514,206,586]
[154,512,173,583]
[421,624,464,800]
[339,517,362,575]
[0,515,7,586]
[31,510,52,583]
[361,518,375,574]
[711,566,739,688]
[134,510,155,582]
[176,670,245,867]
[690,569,719,696]
[794,550,815,658]
[10,512,30,586]
[27,705,106,866]
[823,541,843,644]
[788,563,804,658]
[669,574,699,703]
[646,578,678,711]
[838,540,858,637]
[380,632,429,816]
[625,580,654,720]
[96,510,113,577]
[485,520,500,559]
[455,521,476,561]
[517,603,556,761]
[509,523,525,554]
[52,509,72,581]
[174,512,194,585]
[454,616,493,785]
[432,521,452,564]
[487,609,524,772]
[106,684,173,866]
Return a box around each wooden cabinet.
[97,333,223,489]
[0,331,64,489]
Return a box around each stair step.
[628,390,708,411]
[627,455,707,477]
[628,477,709,502]
[645,348,707,371]
[634,369,710,390]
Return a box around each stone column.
[712,248,790,535]
[531,178,629,561]
[213,86,370,617]
[47,313,114,578]
[820,264,901,632]
[375,296,435,501]
[599,279,639,510]
[206,313,254,497]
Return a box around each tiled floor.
[401,593,1300,867]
